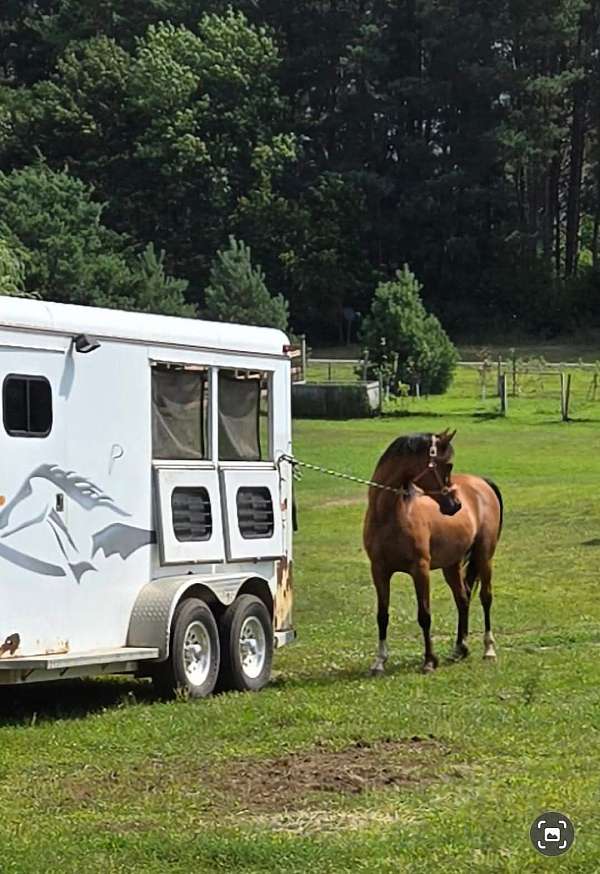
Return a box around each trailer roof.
[0,297,289,357]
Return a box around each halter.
[412,435,452,497]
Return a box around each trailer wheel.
[219,594,273,692]
[152,598,220,699]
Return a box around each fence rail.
[303,355,600,420]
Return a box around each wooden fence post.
[499,373,508,415]
[560,372,572,421]
[301,334,307,382]
[511,349,517,397]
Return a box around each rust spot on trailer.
[275,558,293,631]
[0,495,5,507]
[0,633,20,657]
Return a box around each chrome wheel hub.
[183,620,211,687]
[239,616,266,679]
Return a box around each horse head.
[377,429,461,515]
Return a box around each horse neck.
[374,456,414,492]
[369,457,414,519]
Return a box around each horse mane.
[376,433,432,467]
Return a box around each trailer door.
[217,369,284,561]
[151,364,225,565]
[0,343,71,655]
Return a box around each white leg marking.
[483,631,497,660]
[370,640,388,675]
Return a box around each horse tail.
[464,478,503,600]
[464,548,480,601]
[483,477,504,540]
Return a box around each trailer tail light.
[0,496,5,507]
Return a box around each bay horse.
[363,430,503,674]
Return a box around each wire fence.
[305,356,600,420]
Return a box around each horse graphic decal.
[0,464,155,582]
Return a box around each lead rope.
[277,453,409,497]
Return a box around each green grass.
[2,400,600,871]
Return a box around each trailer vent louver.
[171,487,213,542]
[236,487,274,540]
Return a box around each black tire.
[219,594,273,692]
[152,598,220,699]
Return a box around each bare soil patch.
[54,735,455,817]
[207,735,448,812]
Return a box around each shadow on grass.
[582,538,600,547]
[0,649,473,725]
[0,676,157,726]
[271,649,470,691]
[472,411,505,421]
[381,409,506,422]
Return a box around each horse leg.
[479,559,496,660]
[370,562,391,675]
[443,563,470,659]
[412,560,438,673]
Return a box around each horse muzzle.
[439,494,462,516]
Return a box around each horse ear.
[437,429,457,448]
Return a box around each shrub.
[359,264,457,394]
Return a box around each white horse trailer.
[0,298,295,697]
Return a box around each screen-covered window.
[218,370,271,461]
[236,487,274,539]
[172,487,213,542]
[152,366,208,460]
[3,375,52,437]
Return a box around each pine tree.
[359,265,457,395]
[131,244,195,317]
[204,236,289,331]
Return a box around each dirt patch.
[207,736,446,812]
[54,735,455,817]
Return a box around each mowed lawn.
[2,401,600,872]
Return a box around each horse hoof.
[421,661,436,674]
[370,664,385,677]
[483,651,497,661]
[452,645,469,660]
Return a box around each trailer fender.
[127,573,272,660]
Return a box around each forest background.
[2,1,600,343]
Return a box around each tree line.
[1,1,600,341]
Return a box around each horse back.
[453,474,503,544]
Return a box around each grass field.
[2,399,600,871]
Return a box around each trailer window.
[172,486,213,542]
[3,375,52,437]
[236,486,274,539]
[218,370,271,461]
[152,366,208,459]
